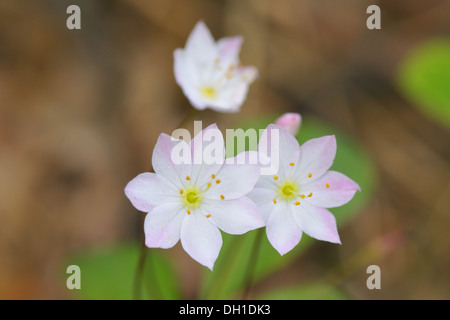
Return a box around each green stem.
[242,228,264,299]
[133,227,147,300]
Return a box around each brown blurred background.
[0,0,449,299]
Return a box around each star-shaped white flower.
[125,124,264,270]
[174,21,258,113]
[248,124,361,255]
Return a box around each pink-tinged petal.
[204,151,260,200]
[173,49,201,97]
[301,170,361,208]
[292,201,341,244]
[274,113,302,137]
[247,186,278,223]
[180,212,222,270]
[202,197,264,235]
[152,133,192,187]
[124,172,177,212]
[266,201,302,255]
[189,124,225,187]
[184,21,217,64]
[258,124,301,177]
[217,36,243,64]
[144,203,185,249]
[235,65,258,84]
[210,68,257,113]
[294,135,336,182]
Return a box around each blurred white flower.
[174,21,258,113]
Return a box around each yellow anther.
[186,176,191,181]
[300,194,306,199]
[308,192,313,197]
[207,182,212,188]
[295,201,300,206]
[326,182,330,188]
[220,195,225,200]
[180,189,184,195]
[290,162,295,166]
[187,209,191,215]
[273,199,277,204]
[216,179,221,184]
[211,174,216,179]
[308,173,312,178]
[206,214,211,218]
[273,175,279,180]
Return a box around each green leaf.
[256,282,348,300]
[201,115,376,299]
[65,242,182,300]
[397,38,450,127]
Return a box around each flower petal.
[217,35,243,64]
[204,151,260,200]
[292,201,341,244]
[202,197,264,235]
[152,133,191,188]
[274,113,302,137]
[294,135,336,182]
[258,124,301,177]
[124,172,177,212]
[266,201,302,255]
[144,203,185,249]
[184,21,217,64]
[301,170,361,208]
[173,48,206,109]
[247,186,278,223]
[189,124,225,187]
[180,211,222,270]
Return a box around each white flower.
[174,21,258,113]
[125,124,264,270]
[248,124,360,255]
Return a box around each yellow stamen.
[290,162,295,166]
[326,182,330,188]
[207,182,212,188]
[308,192,313,197]
[180,189,184,195]
[308,173,312,178]
[216,179,221,184]
[300,194,306,199]
[220,195,225,200]
[186,176,191,181]
[211,174,216,179]
[273,175,279,180]
[187,209,191,215]
[295,201,300,206]
[273,199,277,204]
[206,214,211,218]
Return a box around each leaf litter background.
[0,0,449,299]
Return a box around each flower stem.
[133,220,147,300]
[242,228,264,299]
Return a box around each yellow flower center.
[278,181,299,200]
[183,187,202,208]
[201,86,217,100]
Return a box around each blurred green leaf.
[397,38,450,127]
[202,115,376,299]
[256,282,348,300]
[66,242,182,300]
